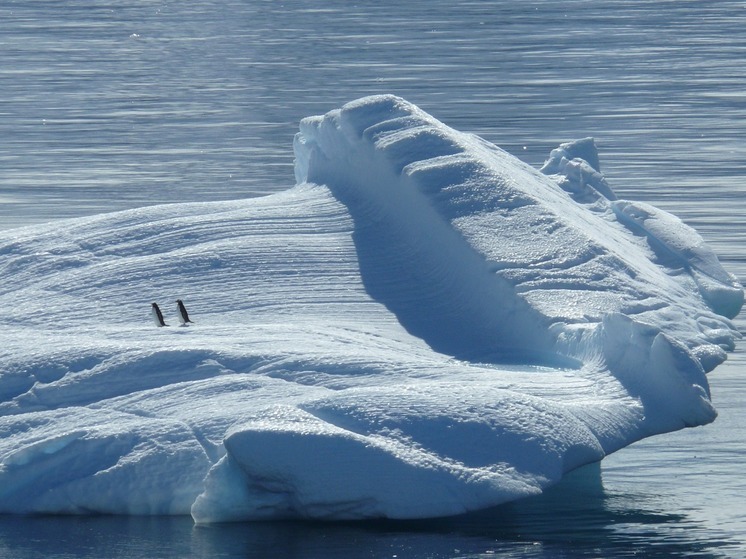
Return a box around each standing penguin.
[176,299,193,325]
[151,302,168,327]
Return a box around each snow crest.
[0,95,741,522]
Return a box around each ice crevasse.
[0,95,741,522]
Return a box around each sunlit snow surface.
[0,96,741,522]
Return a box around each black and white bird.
[176,299,194,325]
[151,302,168,327]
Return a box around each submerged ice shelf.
[0,95,741,522]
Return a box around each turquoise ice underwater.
[2,1,746,557]
[0,94,742,524]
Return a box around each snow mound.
[0,95,741,522]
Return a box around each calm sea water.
[1,1,744,557]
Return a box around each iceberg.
[0,95,741,522]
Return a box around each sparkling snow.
[0,95,741,522]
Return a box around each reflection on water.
[0,463,736,559]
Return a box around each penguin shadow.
[150,300,195,328]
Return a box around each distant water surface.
[1,1,744,557]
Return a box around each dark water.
[0,463,738,558]
[1,1,745,557]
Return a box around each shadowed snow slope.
[0,95,741,522]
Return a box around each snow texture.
[0,95,741,522]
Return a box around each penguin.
[176,299,193,325]
[151,302,168,327]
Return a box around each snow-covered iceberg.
[0,95,741,522]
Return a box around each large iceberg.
[0,95,741,522]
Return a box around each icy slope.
[0,95,741,522]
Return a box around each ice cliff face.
[0,95,741,522]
